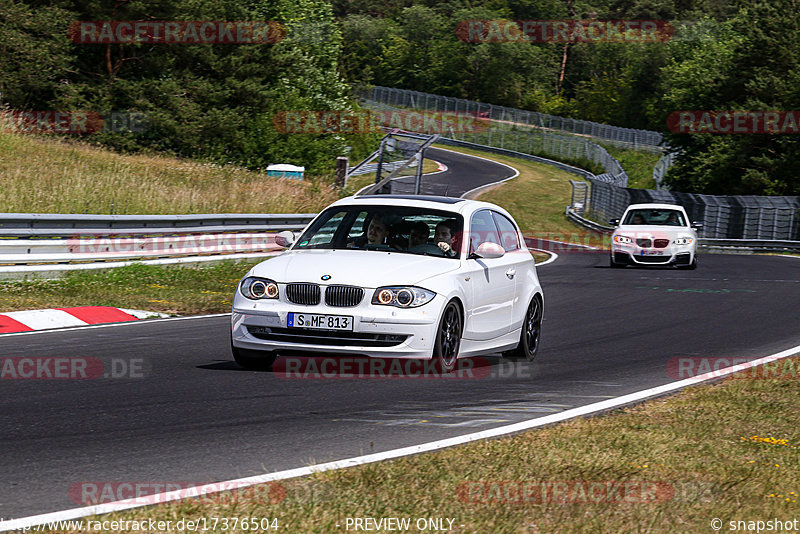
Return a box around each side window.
[468,209,502,254]
[492,212,520,251]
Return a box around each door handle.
[506,269,516,279]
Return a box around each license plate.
[641,250,663,256]
[288,313,353,331]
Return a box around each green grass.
[600,143,662,189]
[437,144,599,242]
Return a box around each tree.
[656,2,800,194]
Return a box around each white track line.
[4,340,799,532]
[529,249,559,267]
[530,238,599,250]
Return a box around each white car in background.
[231,195,544,372]
[610,203,700,269]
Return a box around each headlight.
[372,286,436,308]
[240,277,279,300]
[675,237,694,245]
[614,235,632,244]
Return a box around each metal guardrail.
[0,214,317,277]
[0,213,316,238]
[566,208,614,234]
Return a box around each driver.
[434,220,457,256]
[347,214,389,248]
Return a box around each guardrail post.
[335,156,348,188]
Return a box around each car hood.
[250,249,459,288]
[615,224,695,237]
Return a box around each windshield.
[292,205,464,259]
[623,208,687,226]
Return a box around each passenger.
[408,221,430,249]
[632,214,645,225]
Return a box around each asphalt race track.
[2,150,800,519]
[388,147,516,196]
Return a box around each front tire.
[231,342,277,371]
[505,296,543,361]
[610,255,625,268]
[433,300,462,373]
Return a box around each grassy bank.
[0,132,340,214]
[602,144,662,189]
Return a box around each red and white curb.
[0,306,170,334]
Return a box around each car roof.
[330,194,510,217]
[624,203,687,212]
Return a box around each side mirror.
[691,221,704,231]
[274,230,296,248]
[469,242,505,260]
[609,218,619,226]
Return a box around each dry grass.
[0,132,340,214]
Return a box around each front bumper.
[231,297,443,359]
[611,244,694,266]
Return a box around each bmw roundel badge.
[321,275,331,281]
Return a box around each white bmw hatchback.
[231,195,544,372]
[610,203,700,269]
